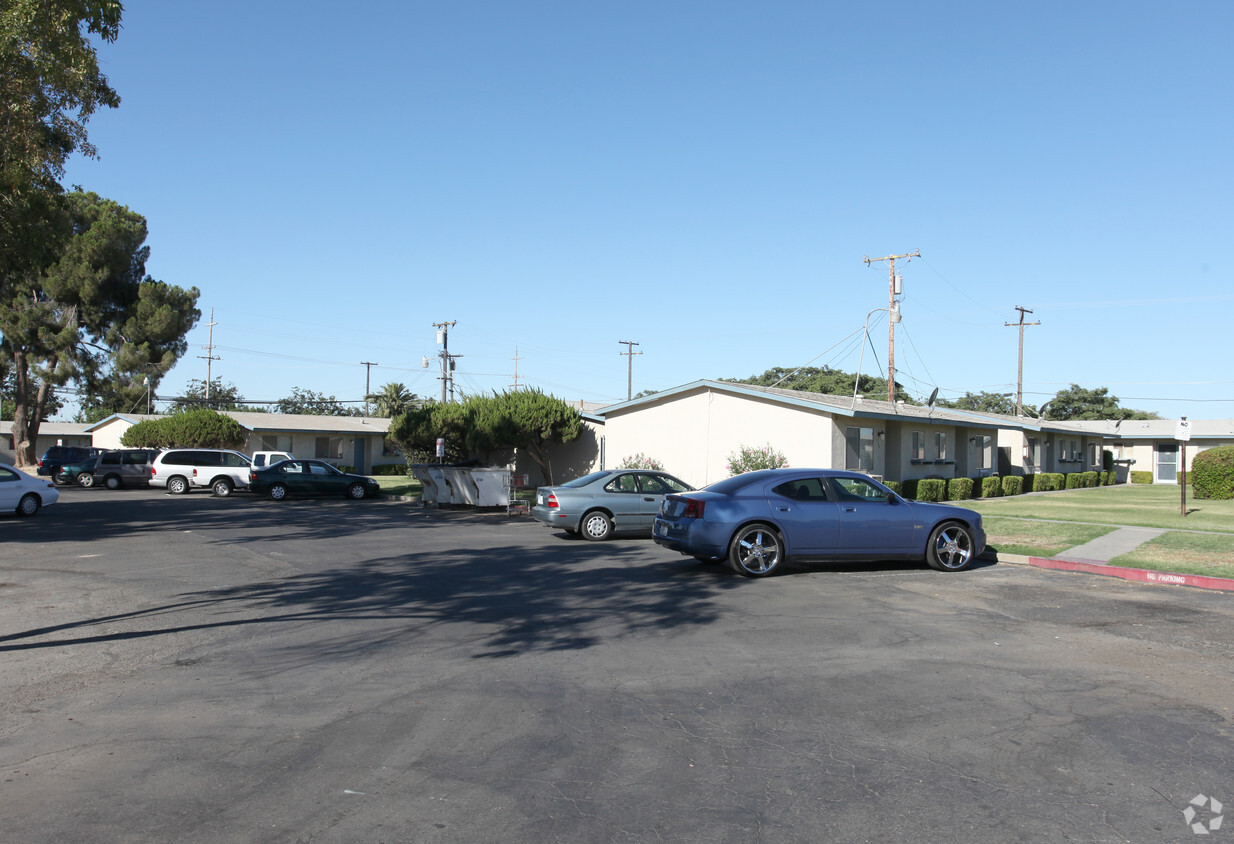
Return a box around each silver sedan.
[532,469,694,540]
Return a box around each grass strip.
[1112,531,1234,579]
[982,517,1117,558]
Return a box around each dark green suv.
[37,446,101,485]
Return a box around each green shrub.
[1131,470,1153,484]
[1102,449,1114,471]
[1081,471,1100,488]
[1001,475,1023,496]
[1034,472,1063,492]
[1022,474,1036,493]
[947,477,974,501]
[372,463,411,476]
[1102,470,1116,486]
[1191,445,1234,500]
[120,409,245,449]
[917,479,945,502]
[617,452,665,470]
[339,465,356,474]
[726,443,789,475]
[1065,473,1082,489]
[980,476,1002,498]
[901,478,919,500]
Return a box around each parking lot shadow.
[0,522,741,660]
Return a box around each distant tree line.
[725,368,1161,421]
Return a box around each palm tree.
[367,382,418,417]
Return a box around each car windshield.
[560,471,613,488]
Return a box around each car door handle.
[644,497,656,501]
[843,507,857,512]
[777,506,791,512]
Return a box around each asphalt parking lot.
[3,486,1232,842]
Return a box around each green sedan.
[248,459,380,501]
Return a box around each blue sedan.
[653,468,986,577]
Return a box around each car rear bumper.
[532,504,580,531]
[652,517,728,557]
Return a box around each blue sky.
[63,1,1234,419]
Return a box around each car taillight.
[151,467,157,475]
[546,493,559,509]
[249,471,257,482]
[682,498,705,519]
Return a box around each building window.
[1088,443,1100,467]
[1026,437,1038,469]
[315,437,343,460]
[845,426,874,473]
[262,435,293,453]
[934,432,947,460]
[911,431,925,460]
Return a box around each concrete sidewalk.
[1052,526,1167,564]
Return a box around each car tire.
[212,478,233,497]
[77,472,95,488]
[17,493,40,517]
[167,476,189,495]
[347,482,367,500]
[104,474,122,490]
[580,510,613,541]
[268,483,287,501]
[727,523,782,577]
[925,521,976,572]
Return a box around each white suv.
[150,448,253,496]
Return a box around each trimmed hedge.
[1102,470,1116,486]
[1191,445,1234,500]
[980,476,1002,498]
[947,477,974,501]
[1001,475,1023,497]
[901,478,919,500]
[372,463,411,476]
[884,480,901,495]
[1065,473,1082,489]
[916,478,946,502]
[1131,470,1153,484]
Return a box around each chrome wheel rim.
[735,528,779,573]
[934,526,972,569]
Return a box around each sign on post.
[1177,418,1189,517]
[436,437,445,461]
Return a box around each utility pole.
[1004,306,1040,415]
[863,250,919,403]
[433,321,457,402]
[619,340,642,401]
[360,361,379,415]
[510,347,523,390]
[197,308,221,401]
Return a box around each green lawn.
[964,483,1234,532]
[979,517,1117,558]
[964,484,1234,577]
[373,476,422,497]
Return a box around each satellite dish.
[1037,401,1050,419]
[927,387,939,407]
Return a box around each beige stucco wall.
[602,390,838,488]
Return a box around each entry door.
[1155,444,1178,484]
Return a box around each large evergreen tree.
[0,191,200,466]
[1,0,123,300]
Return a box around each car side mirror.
[886,493,899,504]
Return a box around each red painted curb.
[1027,556,1234,593]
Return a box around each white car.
[150,448,253,497]
[0,464,60,516]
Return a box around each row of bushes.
[885,470,1117,502]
